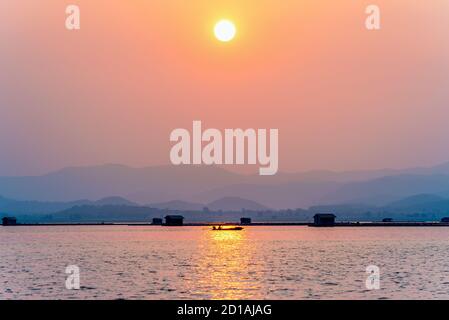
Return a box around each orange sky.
[1,0,449,175]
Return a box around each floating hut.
[164,215,184,226]
[2,217,17,226]
[152,218,163,225]
[313,214,336,227]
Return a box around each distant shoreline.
[3,222,449,227]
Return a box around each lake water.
[1,226,449,300]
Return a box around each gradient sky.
[1,0,449,176]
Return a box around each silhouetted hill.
[94,196,137,206]
[53,205,157,222]
[321,174,449,206]
[308,193,449,220]
[382,194,449,214]
[309,203,378,216]
[387,194,446,208]
[0,195,137,215]
[194,181,341,209]
[149,197,270,212]
[149,200,205,211]
[207,197,270,211]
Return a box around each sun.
[214,20,236,42]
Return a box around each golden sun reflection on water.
[210,228,244,240]
[188,228,263,300]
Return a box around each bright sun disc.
[214,20,236,42]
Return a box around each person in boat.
[212,225,243,231]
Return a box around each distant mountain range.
[149,197,269,212]
[0,194,270,216]
[4,192,449,223]
[149,200,205,211]
[1,162,449,216]
[311,193,449,218]
[3,192,449,223]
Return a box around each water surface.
[1,226,449,299]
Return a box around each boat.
[212,225,244,231]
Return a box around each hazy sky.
[1,0,449,176]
